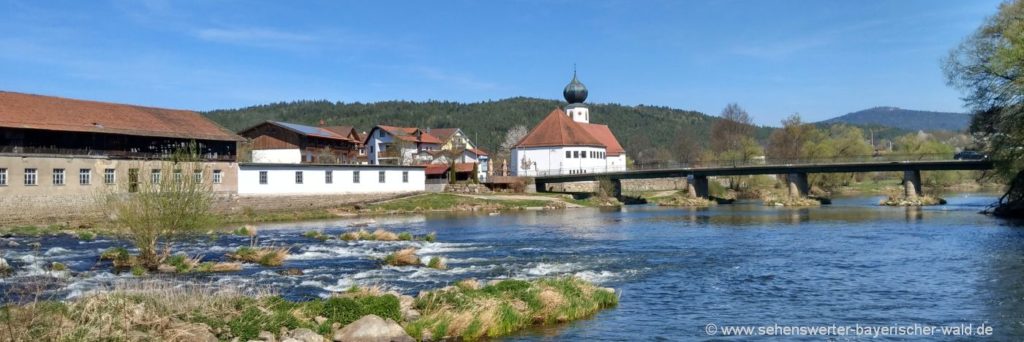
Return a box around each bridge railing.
[523,153,958,177]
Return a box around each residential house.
[238,121,363,164]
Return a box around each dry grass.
[384,248,421,267]
[340,229,432,242]
[405,277,618,340]
[373,229,399,241]
[0,281,265,341]
[228,246,290,266]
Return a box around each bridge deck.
[533,159,994,183]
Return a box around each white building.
[236,163,425,196]
[511,73,627,176]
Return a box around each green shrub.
[50,262,67,272]
[77,231,96,241]
[227,297,305,340]
[165,255,190,273]
[423,232,437,243]
[398,232,413,241]
[130,265,147,277]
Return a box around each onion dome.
[562,71,588,104]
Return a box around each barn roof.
[0,91,242,141]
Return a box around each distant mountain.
[820,107,971,132]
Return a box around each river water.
[2,193,1023,340]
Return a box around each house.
[511,73,627,176]
[365,125,490,180]
[238,121,362,164]
[364,125,442,165]
[0,91,243,222]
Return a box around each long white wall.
[237,164,425,196]
[512,146,608,176]
[252,149,302,164]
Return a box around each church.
[511,73,627,176]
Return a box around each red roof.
[424,164,449,176]
[579,123,625,156]
[515,108,604,148]
[0,91,241,141]
[467,148,488,156]
[427,128,460,142]
[323,125,362,143]
[453,162,476,173]
[376,125,443,144]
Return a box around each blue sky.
[0,0,1002,125]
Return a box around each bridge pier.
[903,170,922,199]
[609,178,622,198]
[534,180,547,193]
[688,175,709,199]
[787,173,809,198]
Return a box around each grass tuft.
[229,246,289,266]
[426,256,447,270]
[383,248,420,266]
[409,277,617,340]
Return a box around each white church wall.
[512,146,608,176]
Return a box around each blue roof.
[271,121,350,141]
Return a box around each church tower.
[563,70,589,123]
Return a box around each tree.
[710,103,755,154]
[499,125,528,154]
[943,0,1024,216]
[673,128,703,165]
[767,114,813,162]
[103,144,216,269]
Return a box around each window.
[295,171,303,184]
[128,169,139,193]
[566,151,571,158]
[104,168,115,184]
[52,168,65,185]
[573,151,579,158]
[353,171,360,183]
[24,168,37,185]
[173,170,183,183]
[193,169,202,183]
[151,169,162,184]
[259,171,268,185]
[402,171,409,183]
[378,130,385,138]
[378,170,385,183]
[0,168,6,186]
[213,170,223,184]
[325,170,333,184]
[79,169,91,185]
[370,145,375,154]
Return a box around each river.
[1,193,1022,340]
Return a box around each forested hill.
[820,107,970,132]
[203,97,774,156]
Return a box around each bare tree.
[710,103,755,154]
[103,144,216,269]
[499,125,528,154]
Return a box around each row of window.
[257,170,409,185]
[0,168,222,186]
[565,150,606,159]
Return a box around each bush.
[383,248,420,266]
[427,257,446,270]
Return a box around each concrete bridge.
[532,158,994,200]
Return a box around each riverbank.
[0,192,586,236]
[0,278,617,341]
